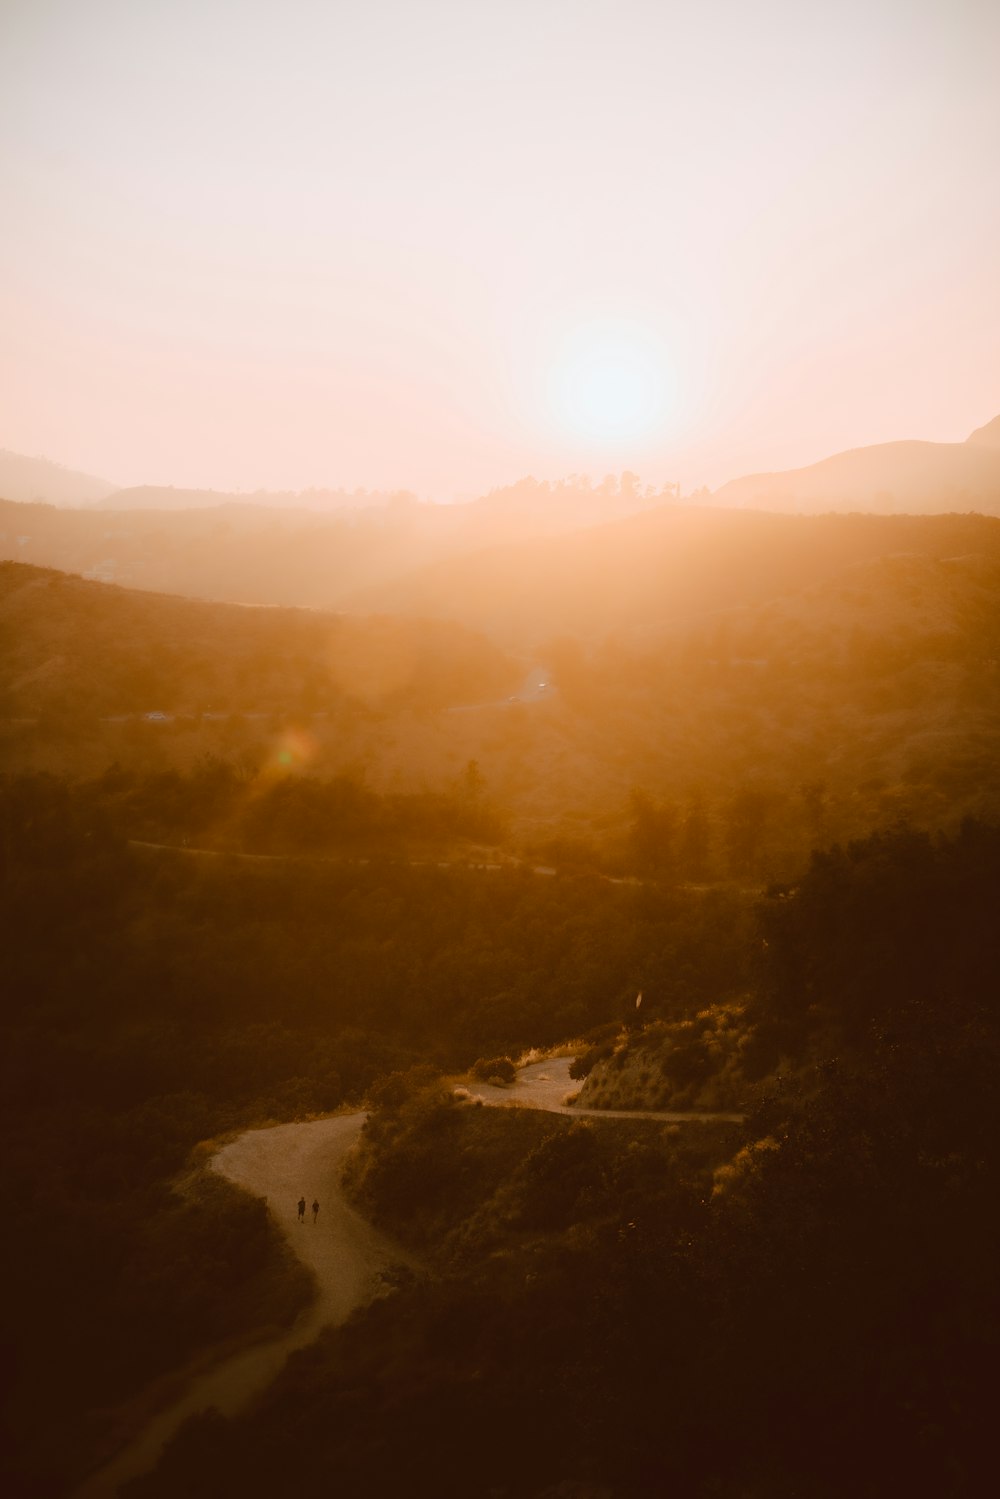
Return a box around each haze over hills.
[712,414,1000,514]
[966,414,1000,448]
[0,561,517,723]
[5,501,1000,859]
[5,416,1000,659]
[89,484,417,513]
[349,505,1000,645]
[6,487,1000,653]
[0,449,118,507]
[0,475,667,612]
[4,410,999,538]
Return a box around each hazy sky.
[1,0,997,497]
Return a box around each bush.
[569,1039,616,1080]
[471,1055,516,1085]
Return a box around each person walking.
[311,1199,320,1224]
[297,1196,306,1223]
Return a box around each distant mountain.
[966,414,1000,449]
[0,449,117,506]
[712,417,1000,514]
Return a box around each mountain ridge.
[0,449,117,507]
[712,417,1000,514]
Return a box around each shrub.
[471,1056,516,1085]
[569,1039,616,1080]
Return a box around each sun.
[547,320,674,447]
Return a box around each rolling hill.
[348,504,1000,645]
[0,477,664,612]
[4,502,1000,874]
[0,449,117,506]
[0,562,517,721]
[712,415,1000,514]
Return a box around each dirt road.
[77,1058,739,1495]
[471,1055,745,1123]
[76,1114,415,1498]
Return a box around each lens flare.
[265,724,318,777]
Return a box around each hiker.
[312,1199,320,1224]
[297,1196,306,1222]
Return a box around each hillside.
[120,825,1000,1499]
[4,526,1000,876]
[6,783,735,1492]
[0,563,517,721]
[0,449,117,507]
[712,416,1000,513]
[0,476,663,611]
[966,414,1000,449]
[349,505,1000,645]
[0,497,463,606]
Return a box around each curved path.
[77,1059,740,1496]
[76,1114,416,1498]
[471,1055,745,1124]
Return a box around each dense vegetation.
[0,772,751,1495]
[128,822,1000,1498]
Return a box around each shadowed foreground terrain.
[122,824,1000,1499]
[0,771,756,1494]
[79,1115,414,1498]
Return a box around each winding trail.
[77,1058,741,1496]
[76,1115,416,1499]
[470,1056,745,1124]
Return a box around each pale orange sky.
[1,0,997,498]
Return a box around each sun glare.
[547,322,674,447]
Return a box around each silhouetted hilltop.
[713,419,1000,513]
[966,413,1000,449]
[0,448,117,506]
